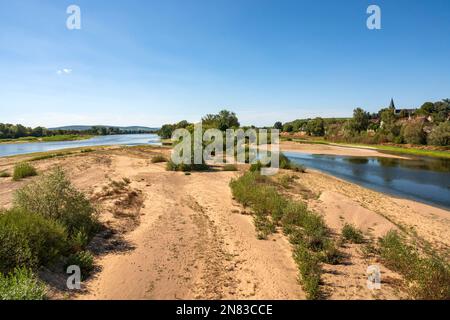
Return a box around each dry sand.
[0,144,448,300]
[280,140,408,158]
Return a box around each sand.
[280,141,409,159]
[0,144,448,300]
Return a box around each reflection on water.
[0,134,161,157]
[285,152,450,210]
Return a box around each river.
[286,152,450,210]
[0,134,161,157]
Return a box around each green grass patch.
[230,171,340,299]
[0,208,68,274]
[12,162,37,181]
[0,170,11,178]
[374,145,450,159]
[222,164,238,171]
[40,135,93,142]
[379,231,450,300]
[166,160,209,172]
[0,268,46,300]
[151,154,168,163]
[65,251,94,280]
[294,243,321,300]
[14,168,99,239]
[342,224,365,244]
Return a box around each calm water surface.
[285,152,450,210]
[0,134,161,157]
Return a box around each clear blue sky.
[1,0,449,127]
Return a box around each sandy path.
[77,156,303,300]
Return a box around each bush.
[401,122,426,145]
[379,231,450,300]
[249,161,264,172]
[0,268,46,300]
[0,208,68,274]
[65,251,94,280]
[165,160,209,172]
[254,215,276,240]
[12,163,37,181]
[281,201,308,227]
[0,170,11,178]
[342,224,365,244]
[428,122,450,146]
[294,243,321,300]
[14,168,98,238]
[222,164,238,171]
[151,155,167,163]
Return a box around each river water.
[285,152,450,210]
[0,134,161,157]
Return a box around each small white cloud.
[57,68,72,75]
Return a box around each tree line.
[276,99,450,146]
[0,124,152,140]
[158,110,241,139]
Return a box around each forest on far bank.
[275,99,450,147]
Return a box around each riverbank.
[0,134,94,144]
[0,146,448,300]
[279,140,409,159]
[281,137,450,159]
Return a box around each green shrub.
[253,186,287,222]
[151,155,167,163]
[230,172,267,207]
[281,201,308,227]
[249,161,264,172]
[165,160,209,172]
[0,268,46,300]
[320,240,343,265]
[299,212,328,251]
[294,243,321,300]
[379,231,418,278]
[13,163,37,181]
[279,153,292,169]
[0,208,68,274]
[428,122,450,146]
[401,122,426,145]
[292,164,306,173]
[254,215,276,240]
[223,164,238,171]
[65,251,94,280]
[342,224,365,244]
[0,170,11,178]
[14,168,98,238]
[70,230,89,253]
[379,231,450,300]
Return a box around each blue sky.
[0,0,449,127]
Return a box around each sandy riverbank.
[280,141,409,159]
[0,145,448,300]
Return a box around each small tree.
[428,122,450,146]
[401,121,426,145]
[350,108,370,133]
[274,122,283,130]
[306,118,325,136]
[283,123,294,133]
